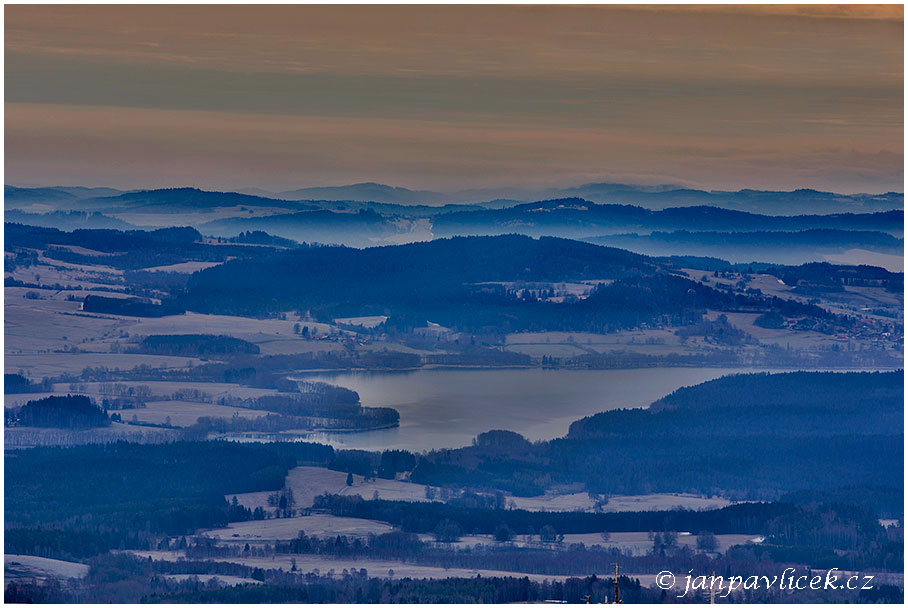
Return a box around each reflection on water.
[287,367,757,452]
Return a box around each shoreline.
[291,362,902,375]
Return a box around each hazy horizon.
[6,179,904,199]
[6,5,903,194]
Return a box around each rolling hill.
[178,234,831,332]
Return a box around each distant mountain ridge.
[5,185,79,204]
[274,182,450,205]
[560,184,903,215]
[432,198,904,237]
[8,182,903,215]
[584,229,904,270]
[267,181,902,215]
[6,186,903,253]
[5,186,476,218]
[76,187,313,212]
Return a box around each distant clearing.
[230,466,740,517]
[203,514,393,542]
[5,290,127,354]
[5,353,202,377]
[6,264,125,290]
[229,466,436,512]
[5,554,89,581]
[131,550,586,582]
[143,261,223,273]
[126,400,275,427]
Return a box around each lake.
[292,367,759,452]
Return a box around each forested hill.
[410,371,904,503]
[587,229,903,253]
[4,222,306,272]
[61,187,315,213]
[4,209,134,230]
[178,235,827,331]
[646,370,904,416]
[6,222,202,251]
[432,200,903,238]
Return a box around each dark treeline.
[423,349,533,367]
[181,382,400,433]
[6,394,110,429]
[131,334,261,356]
[186,407,399,435]
[4,372,44,393]
[82,295,185,318]
[5,222,202,252]
[144,577,650,605]
[308,496,901,572]
[313,494,797,535]
[4,441,298,559]
[779,486,903,521]
[325,449,417,480]
[409,372,903,502]
[241,382,361,415]
[224,230,300,248]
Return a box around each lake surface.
[293,367,757,452]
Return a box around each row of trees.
[6,395,110,429]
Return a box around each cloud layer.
[5,5,903,193]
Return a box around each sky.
[4,4,904,194]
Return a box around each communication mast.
[614,563,621,603]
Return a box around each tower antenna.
[614,563,620,603]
